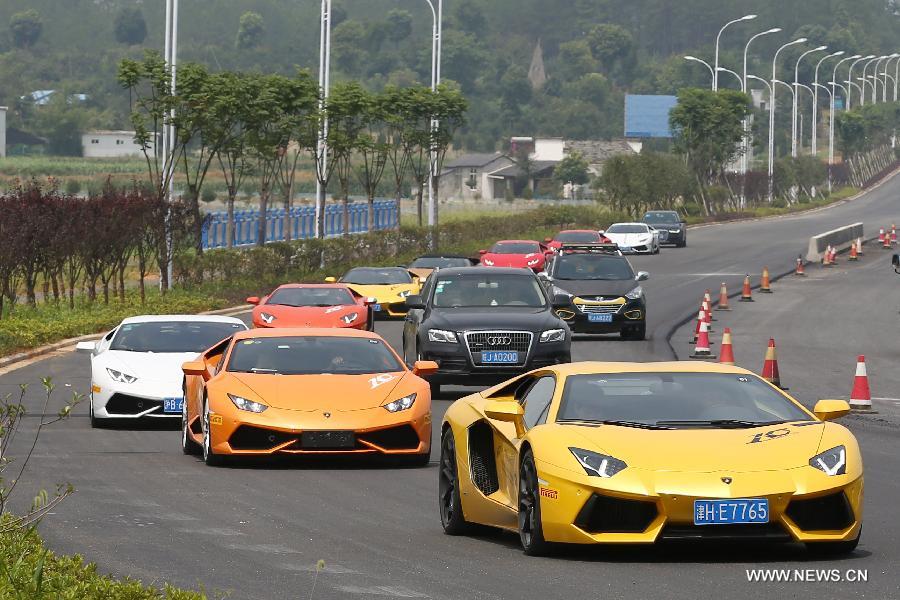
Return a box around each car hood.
[408,267,434,280]
[427,307,560,332]
[254,304,362,327]
[551,279,638,299]
[344,283,418,303]
[482,253,542,267]
[103,350,200,383]
[606,233,653,246]
[560,422,825,472]
[227,371,409,411]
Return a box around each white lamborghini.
[603,222,662,254]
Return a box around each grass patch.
[0,516,212,599]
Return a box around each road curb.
[0,304,252,371]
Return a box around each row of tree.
[0,182,190,317]
[118,51,466,270]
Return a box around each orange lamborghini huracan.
[180,328,437,466]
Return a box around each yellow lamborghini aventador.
[439,361,863,556]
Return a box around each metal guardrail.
[202,201,399,249]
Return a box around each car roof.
[272,283,352,290]
[644,210,678,215]
[345,266,407,272]
[557,229,599,234]
[608,222,648,227]
[232,327,382,341]
[120,314,245,325]
[431,266,535,276]
[494,239,541,244]
[551,361,752,376]
[414,253,473,259]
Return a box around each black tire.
[806,529,861,556]
[201,398,226,467]
[518,448,550,556]
[439,429,473,535]
[678,238,687,248]
[430,381,442,397]
[181,401,201,455]
[88,399,107,429]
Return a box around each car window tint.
[522,376,556,429]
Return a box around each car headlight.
[569,447,627,478]
[809,445,846,476]
[106,368,137,384]
[397,290,411,298]
[259,312,276,324]
[384,393,416,413]
[527,258,540,267]
[539,328,566,343]
[668,228,681,233]
[551,286,573,299]
[625,286,643,300]
[428,329,458,343]
[482,259,494,266]
[228,393,268,413]
[341,312,359,324]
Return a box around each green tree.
[327,82,371,234]
[332,20,367,75]
[835,110,867,158]
[10,9,42,49]
[114,7,147,45]
[236,11,265,50]
[428,84,468,235]
[586,23,633,68]
[32,93,92,156]
[554,152,590,185]
[385,9,413,43]
[355,93,391,230]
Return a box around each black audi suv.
[402,267,571,393]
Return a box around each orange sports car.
[180,328,437,466]
[247,284,374,330]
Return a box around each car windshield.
[342,268,412,285]
[606,224,647,234]
[553,255,635,280]
[227,336,403,375]
[490,242,541,254]
[110,321,245,353]
[557,373,811,428]
[643,212,680,225]
[555,232,601,243]
[409,257,472,269]
[432,274,547,308]
[267,287,355,307]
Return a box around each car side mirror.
[484,400,526,438]
[636,271,649,281]
[412,360,439,377]
[405,295,425,309]
[75,340,97,353]
[551,293,571,309]
[813,399,851,421]
[182,360,208,378]
[246,296,260,305]
[893,253,899,268]
[478,249,487,255]
[324,276,337,283]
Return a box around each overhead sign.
[624,94,678,138]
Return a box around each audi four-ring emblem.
[487,336,512,345]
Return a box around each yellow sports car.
[439,361,863,556]
[328,267,421,318]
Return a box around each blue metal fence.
[202,200,399,249]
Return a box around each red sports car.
[545,229,611,250]
[478,240,553,272]
[247,284,373,330]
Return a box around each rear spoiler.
[557,243,621,254]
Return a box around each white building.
[81,130,148,158]
[0,106,6,157]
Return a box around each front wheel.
[519,448,550,555]
[439,429,472,535]
[202,399,226,467]
[182,400,200,455]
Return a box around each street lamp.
[684,55,715,88]
[717,67,745,90]
[714,14,757,91]
[858,55,880,106]
[812,51,843,157]
[879,54,900,102]
[161,0,179,288]
[793,45,826,157]
[769,38,807,201]
[871,55,888,102]
[846,55,874,110]
[421,0,443,230]
[741,27,781,183]
[314,0,333,239]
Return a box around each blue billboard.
[624,94,678,138]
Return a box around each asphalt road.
[7,174,900,599]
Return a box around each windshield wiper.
[558,419,673,430]
[249,368,280,374]
[655,419,786,429]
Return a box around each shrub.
[64,179,82,195]
[201,187,217,204]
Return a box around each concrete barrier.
[806,222,864,262]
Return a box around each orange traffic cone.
[689,309,704,344]
[795,255,807,277]
[823,245,834,266]
[848,241,858,261]
[856,237,864,256]
[849,355,873,411]
[690,321,717,359]
[716,282,731,311]
[878,228,886,244]
[761,338,785,389]
[759,266,773,293]
[884,231,892,249]
[740,275,753,302]
[892,224,897,244]
[719,327,736,366]
[704,290,717,320]
[702,299,714,331]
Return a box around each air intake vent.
[574,493,657,533]
[786,492,854,531]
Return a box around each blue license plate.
[372,304,382,312]
[481,351,518,364]
[588,313,613,323]
[694,498,769,525]
[163,397,184,414]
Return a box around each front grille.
[576,303,623,314]
[105,393,162,415]
[229,425,296,450]
[786,492,854,531]
[358,425,421,450]
[574,493,657,533]
[661,523,790,542]
[465,331,532,366]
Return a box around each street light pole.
[859,56,880,106]
[161,0,178,289]
[793,46,826,157]
[315,0,332,239]
[423,0,442,230]
[684,55,715,88]
[812,51,843,157]
[714,14,757,91]
[742,28,781,180]
[717,67,745,90]
[880,54,900,102]
[846,55,874,110]
[770,38,807,201]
